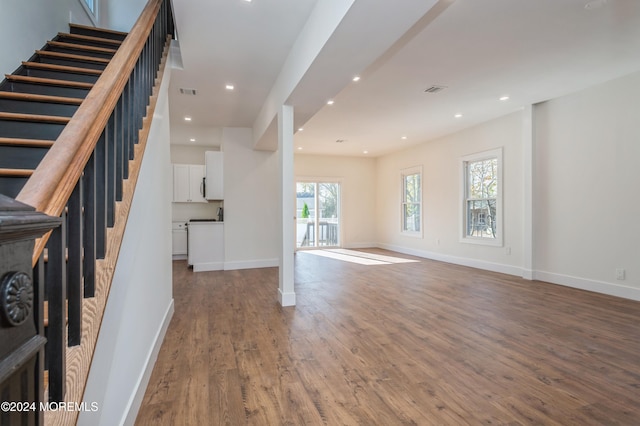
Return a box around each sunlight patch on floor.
[303,249,419,265]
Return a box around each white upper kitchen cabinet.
[173,164,207,203]
[205,151,223,200]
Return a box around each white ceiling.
[169,0,640,157]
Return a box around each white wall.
[373,72,640,301]
[375,111,524,275]
[534,71,640,300]
[78,53,174,425]
[0,0,92,76]
[294,154,377,248]
[100,0,148,32]
[222,127,280,269]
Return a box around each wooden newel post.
[0,194,61,426]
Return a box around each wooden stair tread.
[47,40,118,55]
[0,137,55,148]
[0,168,33,177]
[69,23,128,37]
[0,111,71,124]
[22,61,103,76]
[57,32,123,46]
[36,50,110,64]
[5,74,94,89]
[0,91,84,105]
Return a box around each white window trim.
[400,165,423,238]
[460,148,503,246]
[78,0,99,26]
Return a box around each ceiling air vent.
[179,88,197,95]
[424,85,447,94]
[335,139,346,143]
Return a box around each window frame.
[460,148,503,246]
[400,166,423,238]
[79,0,98,25]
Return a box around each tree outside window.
[402,167,422,234]
[462,148,502,245]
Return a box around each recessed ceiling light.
[499,96,510,101]
[184,116,192,121]
[454,113,463,118]
[401,136,407,140]
[297,147,303,150]
[298,127,304,132]
[225,84,234,90]
[327,100,334,105]
[352,76,361,82]
[189,138,196,142]
[363,150,368,154]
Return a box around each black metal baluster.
[130,74,139,147]
[67,181,83,346]
[115,97,123,201]
[124,81,131,177]
[124,79,133,163]
[93,130,107,259]
[83,150,97,299]
[133,64,142,143]
[45,213,67,402]
[106,114,116,227]
[33,254,46,425]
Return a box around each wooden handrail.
[16,0,164,266]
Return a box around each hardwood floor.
[136,249,640,425]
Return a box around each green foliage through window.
[402,169,421,233]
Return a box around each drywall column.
[522,105,534,280]
[278,105,296,306]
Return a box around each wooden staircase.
[0,24,126,199]
[0,1,174,424]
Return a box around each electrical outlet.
[616,268,626,280]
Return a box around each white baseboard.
[377,243,522,276]
[278,289,296,307]
[344,242,377,249]
[534,270,640,302]
[376,243,640,302]
[224,258,278,271]
[193,261,224,272]
[172,254,187,260]
[121,299,175,426]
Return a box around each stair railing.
[8,0,174,416]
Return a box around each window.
[401,167,422,235]
[79,0,98,23]
[462,148,502,245]
[84,0,95,13]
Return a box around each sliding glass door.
[296,181,340,248]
